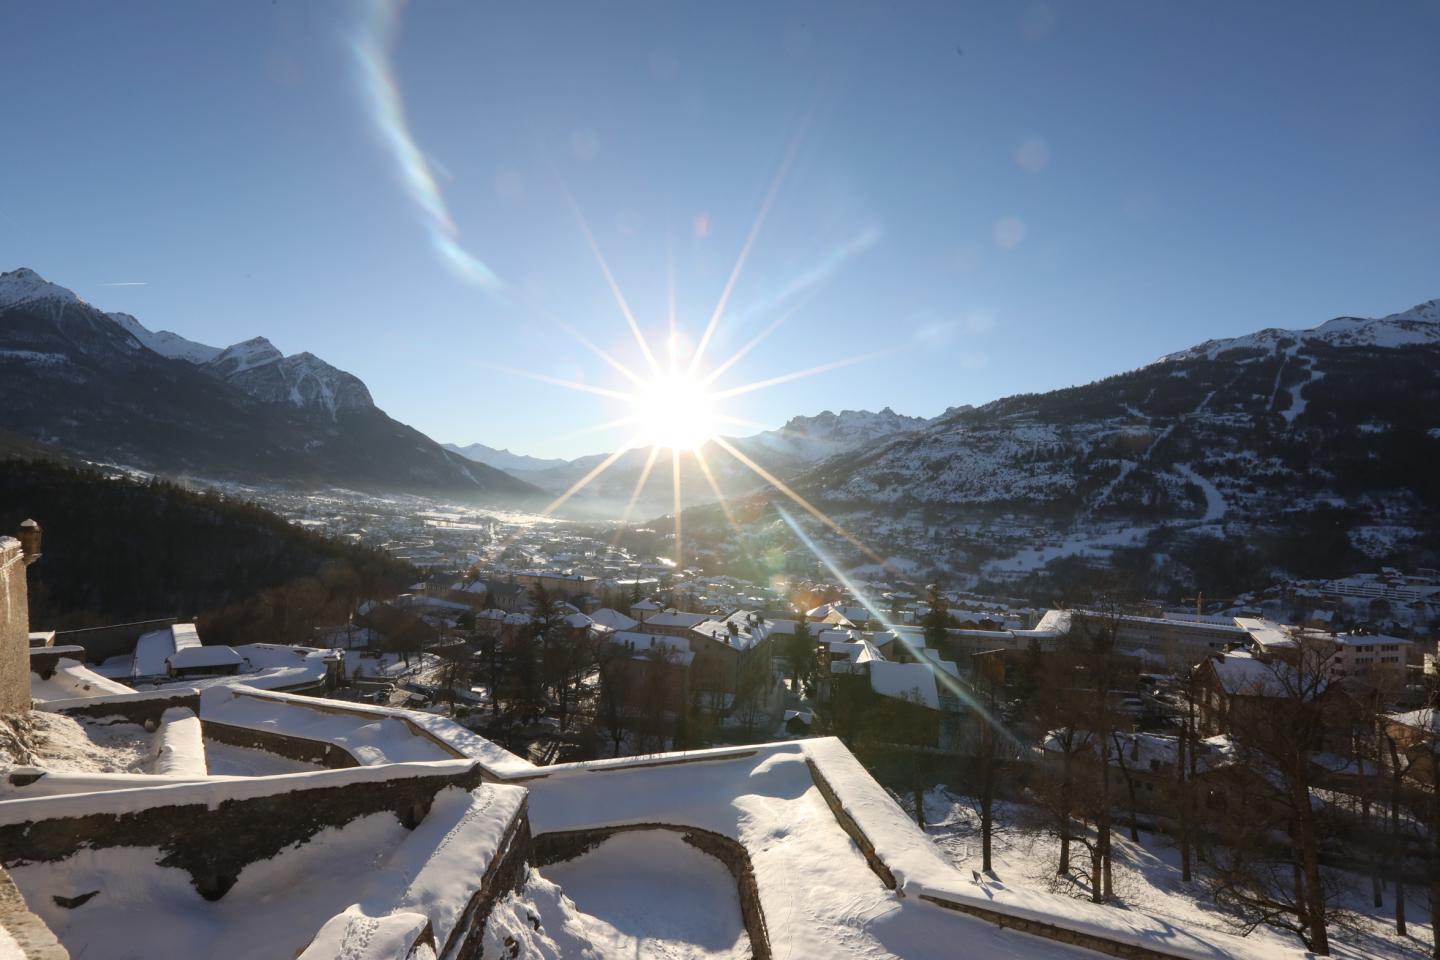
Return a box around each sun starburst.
[485,125,899,583]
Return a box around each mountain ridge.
[779,296,1440,586]
[0,267,543,504]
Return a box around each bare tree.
[595,641,635,757]
[732,643,773,739]
[858,690,938,829]
[1109,731,1142,844]
[1034,648,1091,878]
[1205,645,1344,955]
[966,650,1014,874]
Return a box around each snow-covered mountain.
[1159,299,1440,362]
[443,442,570,474]
[787,297,1440,583]
[0,268,542,503]
[206,341,374,419]
[107,312,221,363]
[111,314,375,419]
[0,266,83,309]
[740,407,929,464]
[457,406,932,518]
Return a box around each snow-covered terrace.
[3,681,1313,960]
[0,762,525,960]
[499,737,1302,960]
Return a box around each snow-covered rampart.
[801,738,1302,960]
[151,707,206,777]
[0,759,486,901]
[37,687,200,726]
[199,685,538,777]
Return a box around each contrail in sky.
[99,281,147,287]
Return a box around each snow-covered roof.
[132,627,178,677]
[922,648,961,678]
[1234,617,1297,650]
[1203,650,1326,698]
[868,660,941,709]
[1334,632,1412,648]
[644,609,710,629]
[589,608,639,631]
[1043,729,1234,774]
[691,617,770,651]
[167,645,243,670]
[1388,708,1440,735]
[29,658,134,702]
[827,638,882,667]
[1015,608,1072,638]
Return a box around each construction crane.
[1180,592,1242,618]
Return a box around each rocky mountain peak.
[0,268,82,309]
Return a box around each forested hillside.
[0,458,413,640]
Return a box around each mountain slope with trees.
[0,458,413,640]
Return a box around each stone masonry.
[0,537,31,714]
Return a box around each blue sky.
[4,2,1438,459]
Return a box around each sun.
[633,371,717,451]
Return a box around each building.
[1194,650,1357,752]
[639,608,710,638]
[0,522,42,714]
[1076,610,1248,665]
[510,571,599,603]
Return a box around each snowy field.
[919,788,1432,960]
[13,813,413,960]
[28,712,152,774]
[535,831,751,959]
[202,741,322,776]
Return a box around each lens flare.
[353,0,501,288]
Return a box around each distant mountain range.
[444,406,936,517]
[5,265,1437,578]
[441,442,571,474]
[788,298,1440,582]
[0,268,543,504]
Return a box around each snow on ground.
[1174,464,1226,521]
[0,924,21,960]
[202,741,322,776]
[919,788,1431,960]
[484,871,609,959]
[201,686,455,765]
[299,784,527,958]
[29,659,134,701]
[984,524,1151,577]
[534,830,751,959]
[526,742,1118,959]
[12,813,412,960]
[199,685,539,777]
[1281,362,1325,424]
[24,712,152,774]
